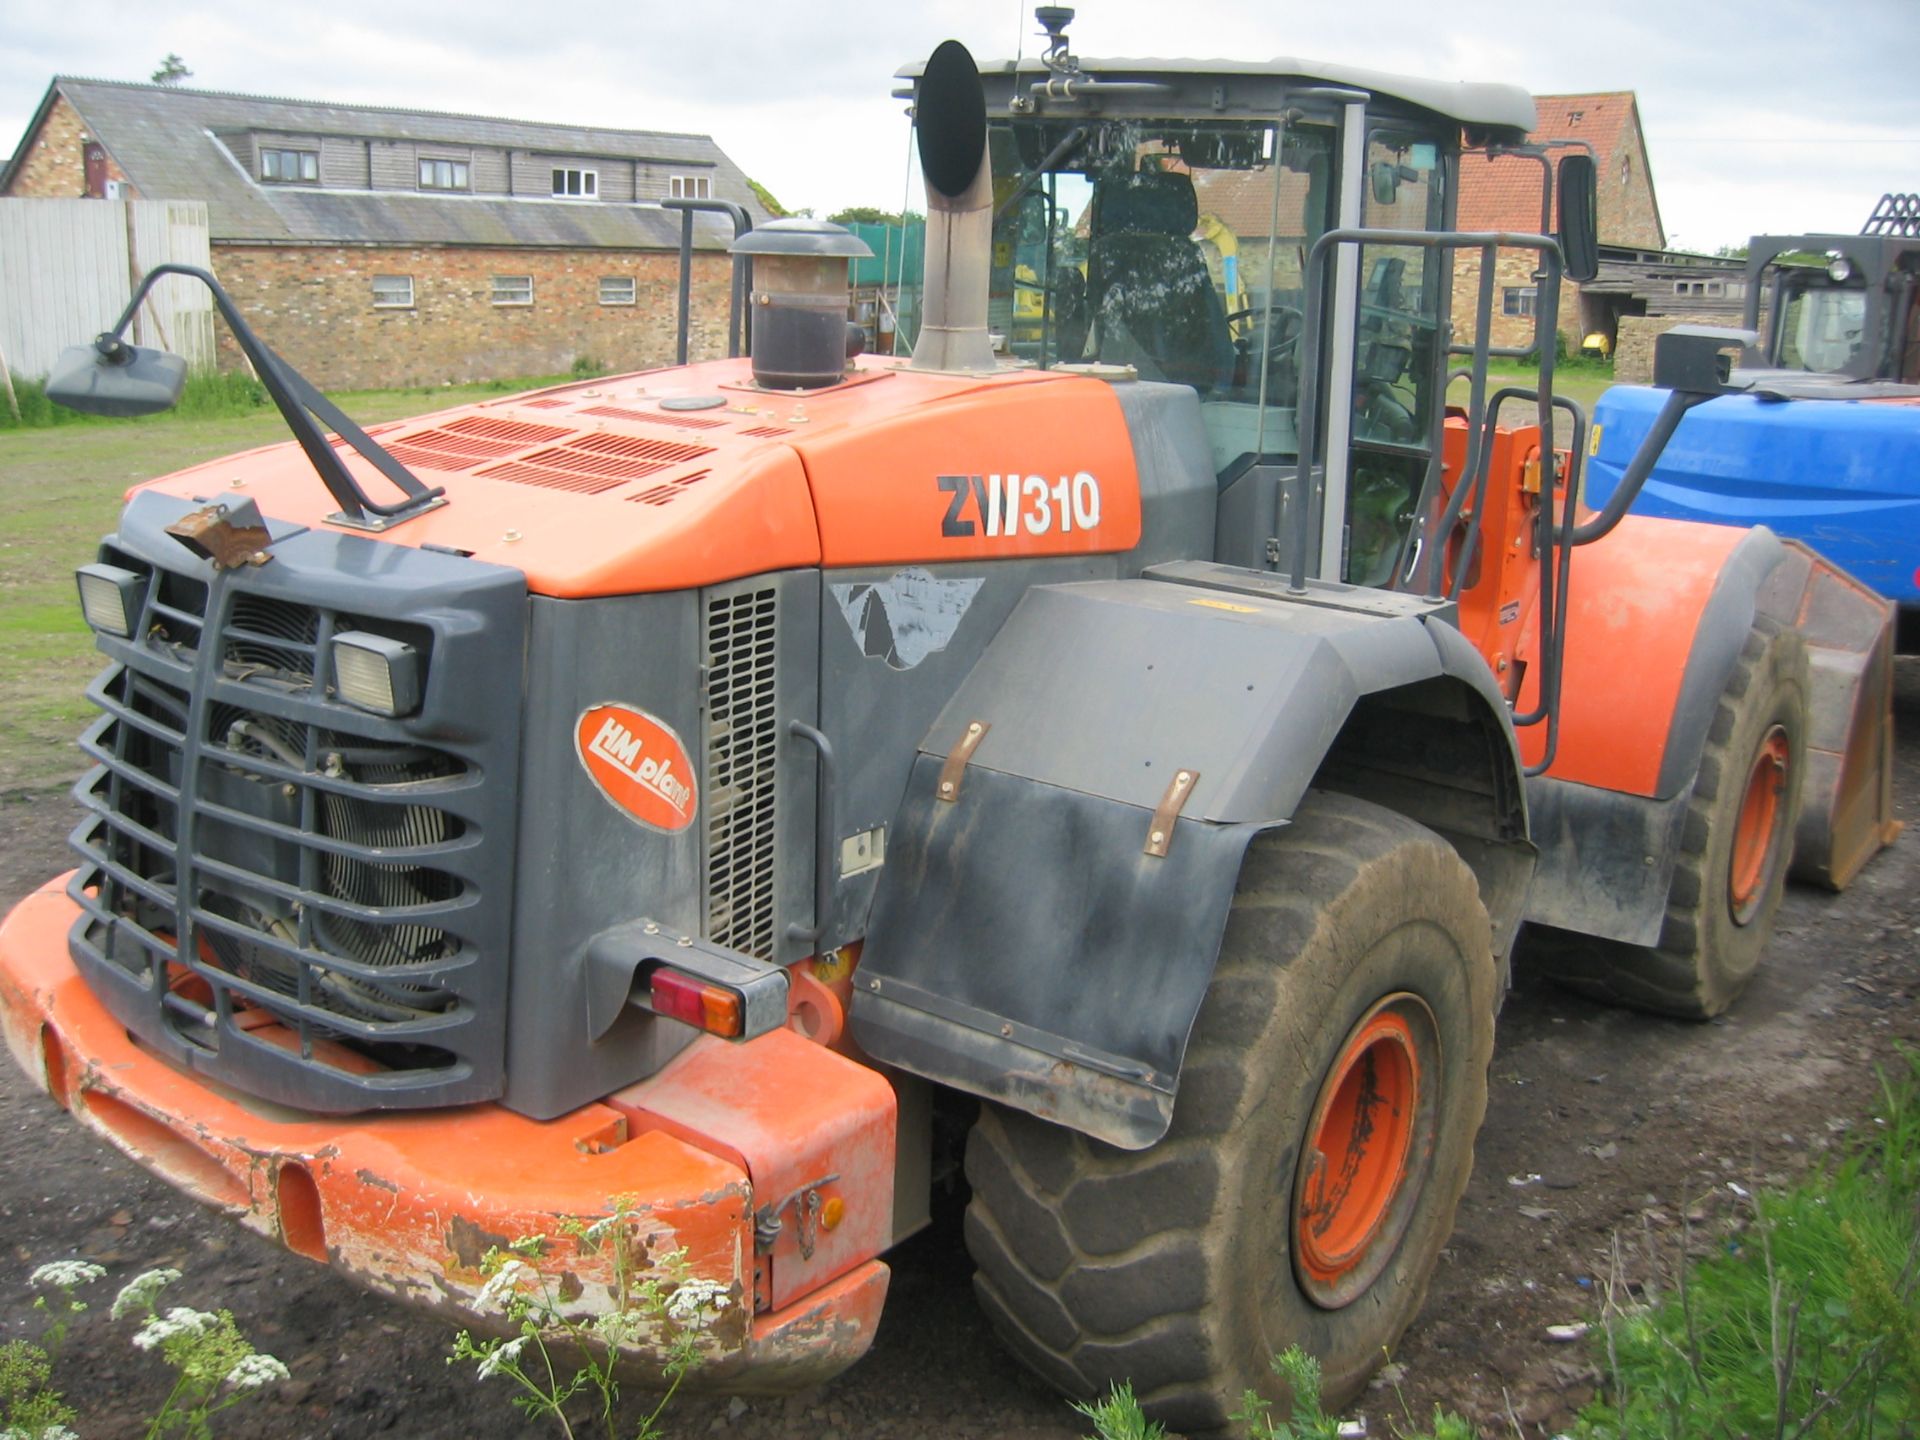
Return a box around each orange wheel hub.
[1729,724,1790,926]
[1293,995,1436,1309]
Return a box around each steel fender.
[1525,522,1780,943]
[850,573,1525,1148]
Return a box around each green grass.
[1445,359,1616,422]
[0,373,578,791]
[1577,1052,1920,1439]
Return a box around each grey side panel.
[505,572,819,1120]
[819,556,1117,948]
[855,758,1265,1149]
[503,590,706,1119]
[1521,779,1688,946]
[1110,381,1219,574]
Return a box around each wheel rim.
[1728,724,1791,927]
[1292,994,1437,1309]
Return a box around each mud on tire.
[1533,618,1809,1020]
[962,792,1497,1435]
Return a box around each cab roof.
[897,54,1537,137]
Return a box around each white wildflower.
[474,1258,533,1310]
[132,1305,219,1351]
[664,1277,731,1327]
[112,1266,183,1319]
[582,1213,621,1244]
[28,1260,105,1290]
[225,1352,291,1390]
[476,1334,530,1381]
[5,1428,81,1440]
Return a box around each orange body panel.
[1440,417,1752,797]
[132,359,1138,598]
[0,879,887,1388]
[606,1028,896,1313]
[792,369,1141,566]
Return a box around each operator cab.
[924,23,1538,589]
[1739,220,1920,393]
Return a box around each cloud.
[3,0,1916,248]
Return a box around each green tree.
[151,54,192,85]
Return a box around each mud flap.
[853,756,1266,1150]
[1758,541,1902,888]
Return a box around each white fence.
[0,198,215,380]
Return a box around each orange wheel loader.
[0,15,1898,1435]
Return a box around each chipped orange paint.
[0,880,887,1389]
[606,1027,896,1313]
[128,358,1140,599]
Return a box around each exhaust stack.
[911,40,998,373]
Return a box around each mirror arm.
[105,264,443,526]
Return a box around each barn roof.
[4,76,756,249]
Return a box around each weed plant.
[1578,1051,1920,1439]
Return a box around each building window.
[599,276,637,306]
[1503,285,1538,317]
[419,158,469,190]
[669,174,712,200]
[261,148,318,184]
[551,168,597,199]
[371,275,414,308]
[492,275,533,306]
[1673,279,1727,298]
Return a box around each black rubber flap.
[853,755,1264,1149]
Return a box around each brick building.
[1453,91,1663,351]
[1,78,769,388]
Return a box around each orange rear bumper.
[0,878,887,1391]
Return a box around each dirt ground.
[2,666,1916,1440]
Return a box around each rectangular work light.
[75,563,146,637]
[330,630,421,717]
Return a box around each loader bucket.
[1762,541,1902,889]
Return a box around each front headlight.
[75,563,145,636]
[331,631,421,717]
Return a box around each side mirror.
[1370,161,1399,208]
[46,336,187,417]
[1556,154,1599,283]
[1653,325,1757,396]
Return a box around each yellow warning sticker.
[1189,598,1261,614]
[1588,422,1604,457]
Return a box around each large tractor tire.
[1535,619,1808,1019]
[962,792,1497,1435]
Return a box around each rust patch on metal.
[354,1168,399,1193]
[557,1270,584,1303]
[1144,768,1199,857]
[446,1214,513,1269]
[936,720,990,804]
[164,501,273,570]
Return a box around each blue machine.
[1588,200,1920,636]
[1587,384,1920,608]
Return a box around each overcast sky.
[5,0,1917,253]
